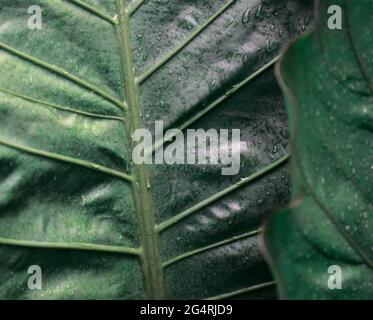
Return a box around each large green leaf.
[0,0,312,299]
[263,0,373,299]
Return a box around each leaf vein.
[0,42,126,110]
[0,139,133,183]
[147,56,280,158]
[136,0,236,84]
[205,281,276,300]
[64,0,117,25]
[0,87,125,122]
[162,229,260,268]
[0,236,140,255]
[127,0,146,16]
[295,152,373,269]
[156,154,290,233]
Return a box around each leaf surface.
[264,0,373,299]
[0,0,311,299]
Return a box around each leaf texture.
[264,0,373,299]
[0,0,312,299]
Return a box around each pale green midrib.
[136,0,237,84]
[162,229,260,268]
[0,237,140,255]
[145,55,281,159]
[0,87,125,122]
[0,42,126,110]
[114,0,166,299]
[205,281,276,300]
[65,0,117,25]
[0,138,133,182]
[156,153,290,233]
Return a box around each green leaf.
[0,0,311,299]
[263,0,373,299]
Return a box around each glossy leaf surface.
[0,0,311,299]
[264,0,373,299]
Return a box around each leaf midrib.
[113,0,166,299]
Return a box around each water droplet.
[242,9,251,24]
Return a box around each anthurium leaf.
[263,0,373,299]
[0,0,312,299]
